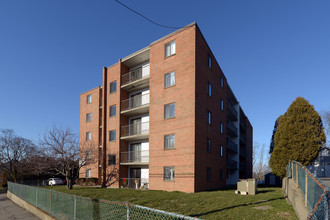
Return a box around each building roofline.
[106,22,196,69]
[80,86,101,96]
[121,46,150,63]
[150,22,196,46]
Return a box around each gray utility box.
[235,178,257,195]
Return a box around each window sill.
[164,180,175,182]
[164,148,176,151]
[165,117,175,120]
[165,84,176,89]
[165,53,176,59]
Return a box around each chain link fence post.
[36,186,38,207]
[305,172,308,207]
[126,202,130,220]
[74,195,77,220]
[296,163,298,187]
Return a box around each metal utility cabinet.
[235,178,257,195]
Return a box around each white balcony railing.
[121,150,149,164]
[121,64,150,86]
[121,93,150,112]
[121,122,149,138]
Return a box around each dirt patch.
[277,212,291,217]
[253,206,273,210]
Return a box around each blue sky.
[0,0,329,150]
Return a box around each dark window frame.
[110,105,116,117]
[108,154,116,165]
[164,103,175,119]
[110,81,117,94]
[109,130,116,142]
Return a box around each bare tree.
[41,125,96,189]
[0,129,37,182]
[253,142,271,181]
[322,111,330,147]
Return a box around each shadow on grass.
[257,189,275,194]
[190,197,284,218]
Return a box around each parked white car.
[48,178,63,186]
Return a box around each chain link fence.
[287,161,330,219]
[8,182,199,220]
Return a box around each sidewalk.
[0,192,39,220]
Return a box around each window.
[207,167,211,182]
[110,105,116,117]
[86,169,91,178]
[110,81,117,94]
[86,150,91,159]
[164,167,175,181]
[207,82,212,96]
[164,134,175,149]
[220,169,223,180]
[220,145,223,157]
[221,99,224,111]
[208,54,212,68]
[208,111,212,125]
[164,103,175,119]
[109,154,116,165]
[220,122,223,134]
[109,130,116,141]
[221,77,224,88]
[87,95,92,104]
[86,113,91,122]
[207,138,211,152]
[164,72,175,88]
[86,132,91,141]
[165,41,176,57]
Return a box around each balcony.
[239,161,246,171]
[227,159,238,170]
[121,93,150,116]
[240,118,246,131]
[121,64,150,91]
[226,138,238,153]
[240,147,246,158]
[227,120,238,138]
[120,178,149,190]
[121,122,149,140]
[120,150,149,165]
[227,102,238,121]
[240,133,246,145]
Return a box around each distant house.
[307,146,330,178]
[264,172,282,187]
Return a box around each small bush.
[76,178,98,186]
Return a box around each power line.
[114,0,184,29]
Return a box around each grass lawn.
[47,186,296,219]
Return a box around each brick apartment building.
[79,22,252,193]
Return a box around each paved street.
[0,193,39,220]
[319,178,330,188]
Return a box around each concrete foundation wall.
[7,191,55,220]
[282,177,309,220]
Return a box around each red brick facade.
[79,23,252,193]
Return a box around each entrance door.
[130,168,141,179]
[130,143,141,162]
[130,118,141,135]
[130,92,142,109]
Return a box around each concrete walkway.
[283,177,310,220]
[0,193,40,220]
[319,178,330,188]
